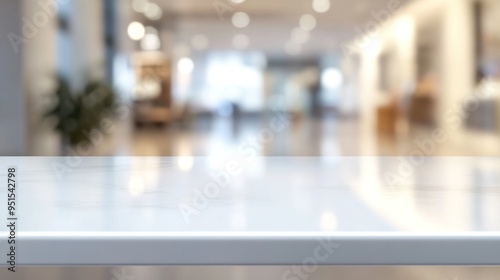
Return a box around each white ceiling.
[131,0,414,57]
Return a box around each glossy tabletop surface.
[1,156,499,265]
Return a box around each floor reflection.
[126,116,469,157]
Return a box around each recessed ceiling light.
[177,57,195,75]
[141,33,161,51]
[132,0,149,13]
[313,0,330,13]
[144,3,163,20]
[230,0,246,3]
[232,12,250,28]
[145,26,158,35]
[322,68,343,89]
[127,21,145,41]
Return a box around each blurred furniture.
[466,99,498,132]
[409,74,437,127]
[377,97,398,135]
[408,95,435,126]
[133,52,172,126]
[377,105,398,135]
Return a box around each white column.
[358,43,380,155]
[58,0,105,89]
[0,1,26,155]
[438,0,475,141]
[393,15,416,95]
[21,0,59,155]
[359,44,380,134]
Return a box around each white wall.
[349,0,500,155]
[347,0,485,151]
[445,0,500,154]
[348,6,419,136]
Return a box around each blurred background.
[2,1,500,279]
[1,0,500,157]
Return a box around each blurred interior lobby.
[3,1,500,279]
[1,0,500,158]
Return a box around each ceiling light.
[322,68,343,89]
[300,14,317,31]
[232,12,250,28]
[132,0,149,13]
[144,3,163,20]
[313,0,330,13]
[127,21,145,41]
[145,26,158,35]
[177,57,194,75]
[141,33,161,51]
[230,0,246,3]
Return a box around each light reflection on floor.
[124,116,468,157]
[31,115,496,157]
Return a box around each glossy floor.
[31,115,492,156]
[128,117,470,156]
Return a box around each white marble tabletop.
[0,156,499,265]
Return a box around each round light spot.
[145,26,158,35]
[144,2,163,20]
[321,68,343,89]
[300,14,317,31]
[232,34,250,49]
[232,12,250,28]
[141,33,161,51]
[313,0,330,13]
[177,57,195,74]
[127,21,145,41]
[132,0,149,13]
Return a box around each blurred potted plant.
[44,76,118,147]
